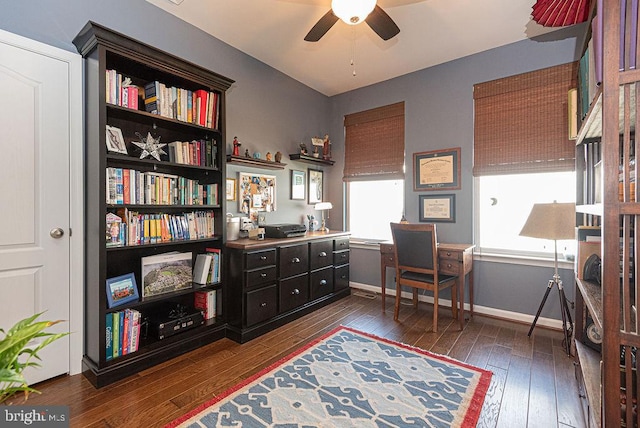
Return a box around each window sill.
[474,251,574,270]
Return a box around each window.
[475,172,575,257]
[343,102,405,241]
[347,179,404,241]
[473,63,577,260]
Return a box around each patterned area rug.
[167,326,492,428]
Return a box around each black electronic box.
[147,303,205,340]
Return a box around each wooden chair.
[390,222,458,332]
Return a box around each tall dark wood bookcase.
[73,22,234,387]
[573,1,640,426]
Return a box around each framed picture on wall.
[419,194,456,223]
[291,170,305,200]
[226,178,236,201]
[308,169,323,204]
[238,172,277,215]
[413,147,461,191]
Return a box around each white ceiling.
[145,0,559,96]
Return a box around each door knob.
[50,228,64,239]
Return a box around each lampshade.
[331,0,376,25]
[519,202,576,240]
[314,202,333,211]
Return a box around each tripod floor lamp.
[519,202,576,355]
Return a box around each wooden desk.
[380,242,475,330]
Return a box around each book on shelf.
[205,247,222,283]
[193,253,213,285]
[194,289,216,320]
[105,309,142,360]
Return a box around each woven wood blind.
[473,62,578,176]
[343,102,405,181]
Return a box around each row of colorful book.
[193,248,222,285]
[106,209,215,247]
[106,167,219,206]
[144,80,220,129]
[105,69,140,110]
[166,139,218,168]
[105,308,142,360]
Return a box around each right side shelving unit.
[574,1,640,426]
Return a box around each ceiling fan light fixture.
[331,0,376,25]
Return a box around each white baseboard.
[348,281,563,331]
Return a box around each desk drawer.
[310,240,333,270]
[334,237,350,251]
[279,274,309,313]
[246,266,277,288]
[382,253,395,267]
[246,249,276,270]
[280,243,309,278]
[380,243,394,255]
[310,266,334,300]
[245,284,278,327]
[334,249,349,266]
[439,259,460,276]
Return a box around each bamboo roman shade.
[343,102,405,181]
[473,62,577,176]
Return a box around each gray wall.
[328,26,585,320]
[0,1,585,321]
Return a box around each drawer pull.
[319,279,327,286]
[341,254,347,259]
[341,275,347,279]
[260,255,267,260]
[260,273,267,278]
[319,251,327,257]
[260,302,267,307]
[292,257,301,263]
[291,288,300,295]
[446,252,452,257]
[447,263,452,269]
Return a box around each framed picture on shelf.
[141,252,193,298]
[291,170,305,200]
[308,169,323,204]
[106,273,139,308]
[105,125,128,154]
[419,194,456,223]
[413,147,461,191]
[226,178,236,201]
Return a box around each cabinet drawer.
[280,243,309,278]
[245,284,278,327]
[310,240,333,270]
[279,274,309,313]
[382,253,395,267]
[245,249,276,270]
[334,237,350,251]
[246,266,277,289]
[334,264,349,291]
[310,266,334,300]
[439,259,460,276]
[334,249,350,266]
[439,249,462,262]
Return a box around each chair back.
[390,222,438,273]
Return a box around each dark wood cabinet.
[73,22,233,387]
[226,231,350,342]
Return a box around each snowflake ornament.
[132,131,166,161]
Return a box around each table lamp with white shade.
[314,202,333,232]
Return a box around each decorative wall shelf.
[227,155,286,169]
[289,153,335,166]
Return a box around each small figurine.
[300,142,307,155]
[232,136,241,156]
[245,149,250,157]
[313,145,320,158]
[253,152,261,159]
[266,152,272,162]
[322,134,331,160]
[275,151,282,163]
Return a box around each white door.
[0,31,77,384]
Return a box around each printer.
[263,224,307,238]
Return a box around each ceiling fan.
[304,0,400,42]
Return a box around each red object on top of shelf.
[531,0,590,27]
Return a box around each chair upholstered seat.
[400,271,457,285]
[390,222,460,332]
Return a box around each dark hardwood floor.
[12,291,586,427]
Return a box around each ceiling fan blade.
[365,5,400,41]
[304,10,339,42]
